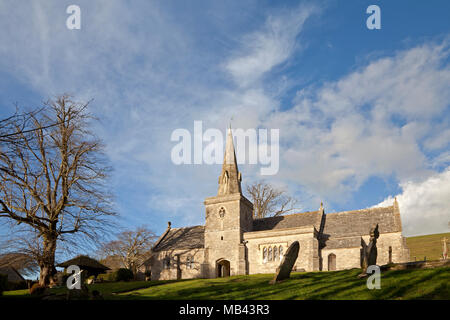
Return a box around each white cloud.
[225,4,319,88]
[374,168,450,236]
[0,2,449,238]
[264,41,450,203]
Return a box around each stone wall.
[320,232,410,271]
[244,226,319,274]
[203,193,253,277]
[321,247,361,270]
[365,232,410,265]
[150,248,205,280]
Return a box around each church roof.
[152,225,205,252]
[252,210,321,231]
[323,237,361,249]
[322,205,400,238]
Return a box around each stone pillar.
[238,243,248,275]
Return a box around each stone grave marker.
[269,241,299,284]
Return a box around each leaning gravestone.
[358,224,380,278]
[269,241,300,284]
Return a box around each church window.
[263,247,267,263]
[273,246,278,261]
[268,247,273,261]
[279,246,283,261]
[219,207,226,218]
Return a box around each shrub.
[29,283,46,296]
[115,268,134,282]
[96,269,134,282]
[97,272,115,282]
[7,280,28,291]
[0,274,7,296]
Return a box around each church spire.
[217,125,242,195]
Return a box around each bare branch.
[245,181,298,219]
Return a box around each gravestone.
[359,224,380,278]
[269,241,299,284]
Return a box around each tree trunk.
[38,235,57,287]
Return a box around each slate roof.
[252,210,321,232]
[323,237,361,249]
[152,225,205,252]
[323,206,400,238]
[0,266,25,282]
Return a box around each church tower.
[203,126,253,278]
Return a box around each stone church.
[147,128,410,280]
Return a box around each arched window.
[263,247,267,263]
[268,247,273,261]
[273,246,278,261]
[279,246,283,261]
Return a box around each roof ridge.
[254,210,319,221]
[173,225,204,230]
[326,205,394,215]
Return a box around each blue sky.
[0,0,449,245]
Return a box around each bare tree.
[0,107,42,146]
[100,227,156,276]
[246,181,298,219]
[0,95,115,286]
[0,252,39,277]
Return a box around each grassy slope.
[3,267,449,300]
[406,232,450,261]
[119,268,449,300]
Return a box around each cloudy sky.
[0,0,449,239]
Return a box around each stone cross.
[269,241,299,284]
[442,237,448,260]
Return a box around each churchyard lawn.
[3,267,449,300]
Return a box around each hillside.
[406,232,450,261]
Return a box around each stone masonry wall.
[150,249,205,280]
[244,227,318,274]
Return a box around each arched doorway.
[216,259,230,277]
[328,253,336,271]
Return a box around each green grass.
[3,267,449,300]
[2,280,178,299]
[406,232,450,261]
